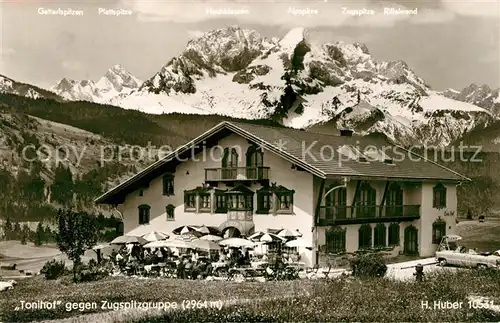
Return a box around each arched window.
[246,146,264,179]
[222,148,239,179]
[388,223,400,245]
[356,182,376,218]
[326,226,346,254]
[386,183,403,217]
[433,183,447,209]
[358,224,372,249]
[374,223,386,247]
[432,218,446,244]
[166,204,175,221]
[138,204,150,224]
[325,183,347,220]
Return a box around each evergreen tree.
[13,222,21,240]
[3,217,13,240]
[21,223,30,245]
[35,222,44,246]
[50,164,74,206]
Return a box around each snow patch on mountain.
[53,26,496,146]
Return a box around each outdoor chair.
[306,264,320,279]
[322,264,333,279]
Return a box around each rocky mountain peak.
[279,27,308,50]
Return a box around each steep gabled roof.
[95,121,469,204]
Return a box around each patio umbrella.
[110,235,148,245]
[276,229,302,239]
[199,234,223,242]
[285,238,312,249]
[190,239,221,251]
[219,238,256,248]
[248,231,285,243]
[172,225,198,235]
[142,231,169,241]
[143,240,171,248]
[195,225,211,235]
[172,226,204,237]
[162,238,192,249]
[177,233,199,242]
[92,243,111,250]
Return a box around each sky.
[0,0,499,91]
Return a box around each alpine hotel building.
[95,121,469,266]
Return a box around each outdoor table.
[228,267,265,281]
[251,261,269,269]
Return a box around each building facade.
[96,121,467,266]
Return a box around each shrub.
[349,253,387,277]
[40,259,66,280]
[78,262,109,282]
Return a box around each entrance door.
[404,226,418,255]
[223,227,241,238]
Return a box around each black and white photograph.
[0,0,499,321]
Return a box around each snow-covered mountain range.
[2,26,497,147]
[441,84,500,116]
[51,64,142,102]
[108,26,494,146]
[0,74,60,100]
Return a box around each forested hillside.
[0,93,498,222]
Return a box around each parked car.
[435,235,500,269]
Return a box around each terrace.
[317,205,421,225]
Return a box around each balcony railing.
[318,205,421,225]
[205,167,270,182]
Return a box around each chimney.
[340,129,353,137]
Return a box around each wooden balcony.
[317,205,421,225]
[205,167,270,186]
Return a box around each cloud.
[439,0,500,18]
[121,0,460,28]
[61,60,84,71]
[187,30,206,39]
[0,48,16,56]
[410,8,455,24]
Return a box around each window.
[324,183,347,219]
[116,222,124,235]
[138,204,150,224]
[199,193,211,212]
[162,174,174,196]
[246,146,264,179]
[275,186,294,213]
[385,183,403,217]
[433,183,447,209]
[166,204,175,221]
[184,191,196,211]
[214,190,227,213]
[432,219,446,244]
[139,189,144,197]
[326,226,346,254]
[388,223,400,245]
[227,185,253,211]
[256,186,272,214]
[356,182,376,218]
[222,148,239,179]
[374,223,386,247]
[358,224,372,249]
